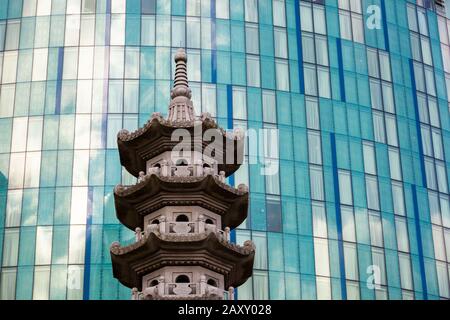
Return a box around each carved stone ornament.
[173,283,193,296]
[173,223,192,234]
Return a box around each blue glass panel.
[16,266,34,299]
[18,227,36,266]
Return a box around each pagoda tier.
[110,231,255,292]
[114,173,249,231]
[117,113,244,178]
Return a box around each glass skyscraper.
[0,0,450,300]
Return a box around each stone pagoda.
[110,49,255,300]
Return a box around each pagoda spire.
[168,48,195,122]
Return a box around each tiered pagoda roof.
[117,114,244,178]
[111,232,255,290]
[114,173,249,231]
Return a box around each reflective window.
[344,243,358,280]
[252,232,268,269]
[37,0,52,16]
[275,59,289,91]
[308,131,322,165]
[274,28,287,59]
[395,217,410,253]
[247,56,260,87]
[306,98,320,130]
[216,0,230,19]
[142,0,156,14]
[338,170,353,205]
[392,182,406,216]
[172,17,186,48]
[67,0,82,14]
[35,227,53,265]
[313,202,328,238]
[273,0,286,27]
[33,266,51,300]
[342,206,356,242]
[2,229,20,267]
[369,213,384,247]
[0,269,17,300]
[388,148,402,181]
[244,0,258,23]
[186,17,200,48]
[363,142,377,175]
[373,112,386,144]
[398,253,413,290]
[5,20,20,51]
[82,0,96,13]
[246,24,259,54]
[366,176,380,211]
[314,238,330,277]
[300,3,312,31]
[310,166,324,201]
[262,90,276,123]
[141,16,156,46]
[68,225,86,264]
[232,87,247,120]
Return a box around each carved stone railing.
[137,216,231,243]
[144,162,222,180]
[132,275,234,300]
[168,221,197,234]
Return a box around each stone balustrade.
[136,215,231,243]
[142,161,225,182]
[132,276,233,300]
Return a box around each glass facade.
[0,0,449,300]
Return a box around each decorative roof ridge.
[110,231,255,256]
[117,112,245,142]
[113,172,249,197]
[117,112,164,142]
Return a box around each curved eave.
[114,175,248,231]
[111,232,255,290]
[117,117,243,178]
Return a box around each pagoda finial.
[172,48,190,97]
[168,48,195,122]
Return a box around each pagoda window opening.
[207,279,218,287]
[176,214,189,222]
[150,279,159,287]
[175,275,190,283]
[176,159,188,166]
[205,218,214,225]
[153,163,161,168]
[203,163,211,168]
[151,219,160,224]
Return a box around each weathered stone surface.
[111,232,255,290]
[114,174,249,231]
